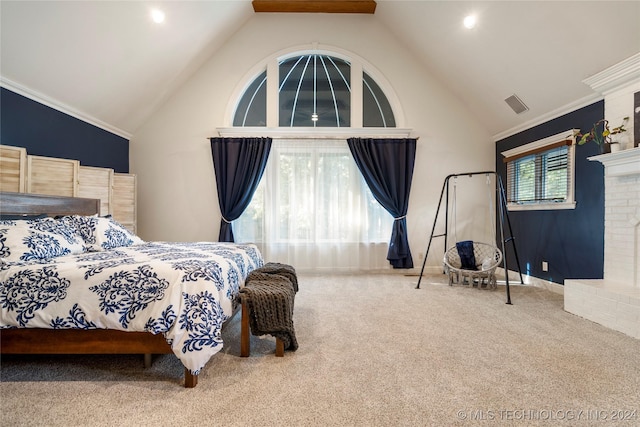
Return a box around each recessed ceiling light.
[463,15,477,29]
[151,9,165,24]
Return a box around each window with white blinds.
[501,130,577,211]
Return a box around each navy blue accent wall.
[1,88,129,172]
[495,101,605,284]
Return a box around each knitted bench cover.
[247,262,299,293]
[240,272,298,351]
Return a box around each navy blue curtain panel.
[210,137,272,242]
[347,138,416,268]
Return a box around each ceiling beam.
[252,0,376,14]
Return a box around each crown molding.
[0,77,132,140]
[492,93,602,142]
[493,53,640,143]
[583,52,640,95]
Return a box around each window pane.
[279,55,351,127]
[233,70,267,126]
[363,72,396,127]
[543,147,568,201]
[278,152,313,241]
[514,155,535,202]
[316,151,356,241]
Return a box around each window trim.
[216,126,412,139]
[501,129,578,211]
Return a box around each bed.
[0,191,263,387]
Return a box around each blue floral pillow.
[0,217,85,264]
[60,215,143,251]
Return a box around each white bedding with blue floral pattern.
[0,241,263,374]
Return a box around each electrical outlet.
[542,261,548,272]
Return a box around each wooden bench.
[240,294,285,357]
[239,263,298,357]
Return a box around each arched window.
[228,49,407,271]
[232,52,396,129]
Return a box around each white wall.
[131,14,495,271]
[605,80,640,150]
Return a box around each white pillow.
[60,215,143,251]
[0,217,85,264]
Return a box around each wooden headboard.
[0,191,100,217]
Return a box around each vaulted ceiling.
[1,1,638,140]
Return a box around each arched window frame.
[219,44,412,138]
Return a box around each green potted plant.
[575,117,629,153]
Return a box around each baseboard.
[496,268,564,295]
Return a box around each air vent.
[505,94,529,114]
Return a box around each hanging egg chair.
[443,241,502,289]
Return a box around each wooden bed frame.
[0,192,201,386]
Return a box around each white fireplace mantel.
[564,55,640,340]
[588,146,640,177]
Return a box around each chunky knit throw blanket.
[240,269,298,351]
[247,262,299,293]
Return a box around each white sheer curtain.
[233,139,393,272]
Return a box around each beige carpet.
[2,273,639,426]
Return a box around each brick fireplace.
[564,148,640,339]
[563,53,639,339]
